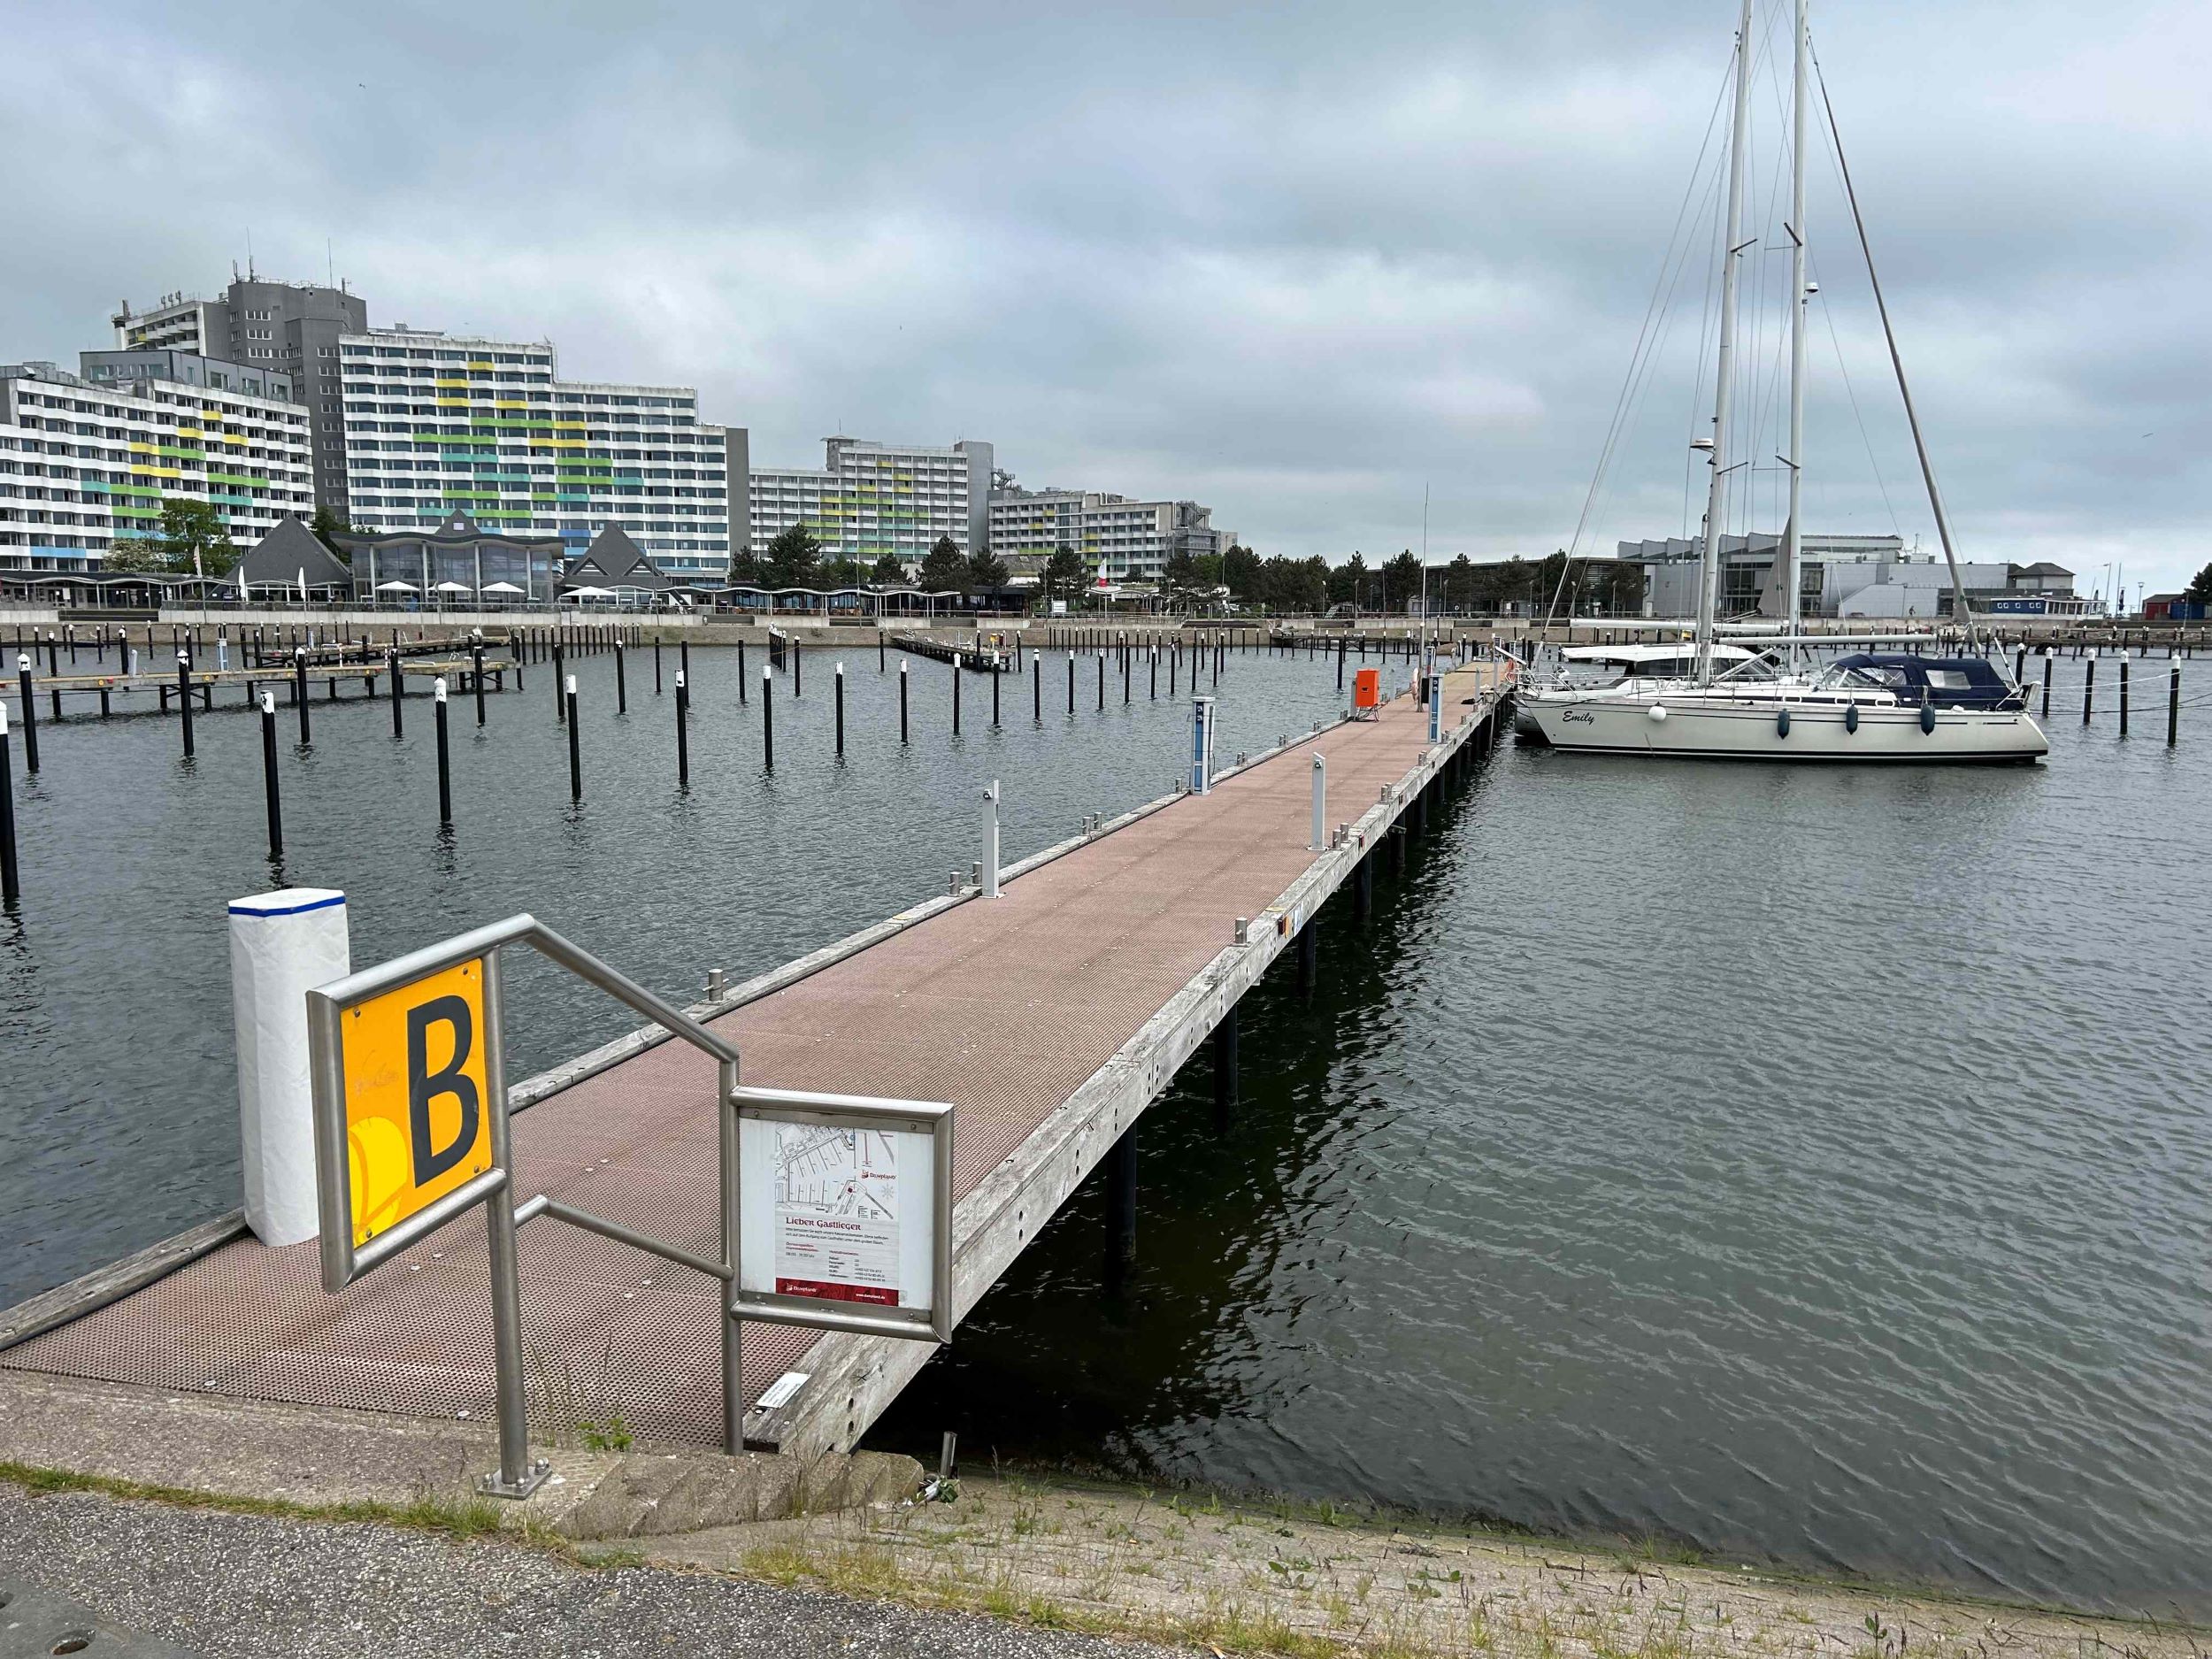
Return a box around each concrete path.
[0,1486,1178,1659]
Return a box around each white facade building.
[748,437,993,565]
[338,327,744,583]
[989,487,1228,584]
[0,361,313,574]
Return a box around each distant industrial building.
[113,276,368,512]
[1624,534,2085,619]
[338,326,742,585]
[749,437,993,565]
[988,484,1230,586]
[0,360,313,575]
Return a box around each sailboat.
[1518,0,2047,764]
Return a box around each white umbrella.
[480,580,525,595]
[375,580,419,592]
[434,580,472,593]
[565,585,614,599]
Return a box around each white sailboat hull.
[1519,691,2047,763]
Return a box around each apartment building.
[113,277,368,513]
[80,348,294,403]
[0,361,313,574]
[337,327,744,584]
[988,486,1228,584]
[749,437,992,565]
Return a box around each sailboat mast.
[1780,0,1809,675]
[1695,0,1757,684]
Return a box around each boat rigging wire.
[1812,42,1981,649]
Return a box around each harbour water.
[4,642,2206,1617]
[880,662,2212,1620]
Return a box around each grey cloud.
[4,0,2205,595]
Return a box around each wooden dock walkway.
[887,632,1011,672]
[7,656,518,717]
[1,664,1514,1459]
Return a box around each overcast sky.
[6,0,2205,598]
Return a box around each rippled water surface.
[880,656,2212,1620]
[4,641,2207,1617]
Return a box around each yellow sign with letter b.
[338,957,493,1247]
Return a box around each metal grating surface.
[4,672,1502,1447]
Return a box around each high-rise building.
[79,349,294,403]
[337,327,743,585]
[988,485,1228,584]
[748,437,993,565]
[0,361,313,574]
[113,277,368,515]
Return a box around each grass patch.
[0,1458,608,1566]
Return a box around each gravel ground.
[0,1488,1177,1659]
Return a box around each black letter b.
[407,995,480,1185]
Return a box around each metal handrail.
[309,913,742,1482]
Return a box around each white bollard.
[982,779,1001,897]
[1310,754,1326,851]
[228,887,350,1246]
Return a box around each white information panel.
[733,1087,954,1342]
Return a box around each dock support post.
[1213,1002,1239,1130]
[2120,658,2130,736]
[900,659,910,743]
[1390,823,1407,876]
[1297,919,1319,998]
[835,663,845,757]
[1355,851,1372,926]
[1097,650,1105,710]
[12,657,34,773]
[296,652,311,746]
[177,654,195,758]
[654,637,663,695]
[0,707,18,905]
[762,663,774,772]
[1033,656,1041,722]
[615,641,626,714]
[435,680,453,825]
[553,641,565,724]
[675,669,689,787]
[566,676,581,801]
[259,693,282,859]
[2084,654,2095,723]
[2170,661,2181,747]
[473,644,488,726]
[1104,1125,1137,1284]
[953,654,962,736]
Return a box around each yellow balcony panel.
[467,359,495,369]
